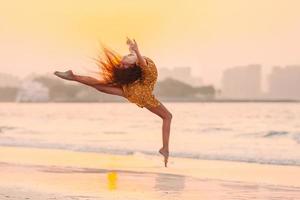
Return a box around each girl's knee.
[163,111,172,120]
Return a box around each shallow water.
[1,102,300,166]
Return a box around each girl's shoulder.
[138,56,155,69]
[143,56,154,64]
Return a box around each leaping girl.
[54,38,172,167]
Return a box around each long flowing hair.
[94,46,142,86]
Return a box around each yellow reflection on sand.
[107,171,118,191]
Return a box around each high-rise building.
[268,65,300,99]
[221,64,262,99]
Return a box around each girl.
[54,38,172,167]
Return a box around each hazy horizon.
[1,0,299,89]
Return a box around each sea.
[1,102,300,166]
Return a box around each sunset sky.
[1,0,299,87]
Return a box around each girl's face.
[120,54,137,68]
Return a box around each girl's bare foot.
[159,147,169,167]
[54,70,75,81]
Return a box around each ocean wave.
[171,152,300,166]
[0,126,17,134]
[263,131,289,138]
[0,126,41,135]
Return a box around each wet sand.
[0,146,300,199]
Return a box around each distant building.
[221,64,262,99]
[158,67,203,87]
[268,65,300,99]
[16,80,49,102]
[0,73,21,87]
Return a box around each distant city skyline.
[2,63,300,100]
[1,0,299,89]
[221,64,262,99]
[1,62,299,91]
[220,64,300,99]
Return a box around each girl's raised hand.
[126,37,134,46]
[126,37,139,52]
[130,39,139,52]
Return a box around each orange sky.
[0,0,299,87]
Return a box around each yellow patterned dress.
[122,56,161,108]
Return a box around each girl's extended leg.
[54,70,124,97]
[73,74,125,97]
[146,102,172,167]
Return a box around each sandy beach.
[0,146,300,200]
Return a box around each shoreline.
[0,143,299,167]
[1,146,300,187]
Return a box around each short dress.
[122,56,161,108]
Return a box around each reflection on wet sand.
[154,173,186,196]
[107,171,118,191]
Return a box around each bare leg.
[54,70,124,97]
[73,74,105,86]
[73,74,125,97]
[146,102,172,167]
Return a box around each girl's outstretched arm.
[126,38,147,67]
